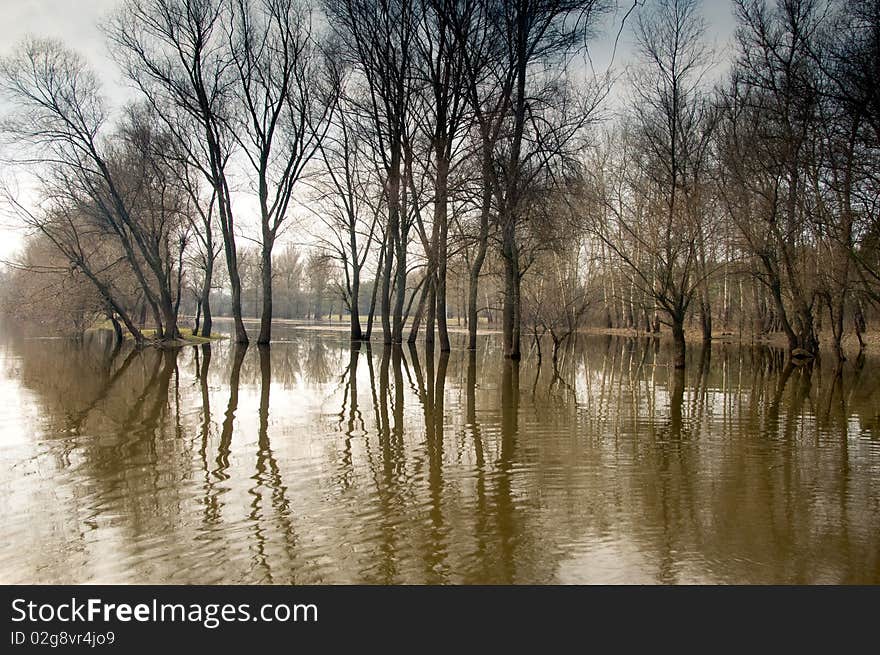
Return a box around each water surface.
[1,321,878,583]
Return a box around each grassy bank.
[90,321,225,346]
[134,327,226,345]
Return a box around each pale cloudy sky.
[0,0,120,261]
[0,0,737,263]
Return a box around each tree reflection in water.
[0,325,878,584]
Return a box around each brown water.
[1,320,878,584]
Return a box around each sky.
[0,0,738,264]
[0,0,129,262]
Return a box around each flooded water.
[1,319,878,584]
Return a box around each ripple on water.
[1,329,879,583]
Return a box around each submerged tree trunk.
[828,295,845,363]
[761,261,798,353]
[200,235,214,339]
[671,317,686,370]
[409,277,431,344]
[217,186,249,345]
[466,271,482,351]
[366,242,385,341]
[194,298,202,335]
[699,260,712,343]
[854,298,866,353]
[350,261,363,341]
[200,278,212,337]
[700,296,712,343]
[381,223,395,345]
[501,218,521,360]
[226,240,249,345]
[258,234,274,345]
[425,274,436,346]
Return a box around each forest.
[0,0,878,370]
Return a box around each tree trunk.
[381,226,394,345]
[765,267,798,353]
[228,251,249,345]
[392,150,411,345]
[194,298,202,335]
[148,296,164,339]
[781,166,817,354]
[533,326,543,365]
[467,272,481,351]
[258,236,273,345]
[393,233,408,344]
[350,263,363,341]
[467,145,492,351]
[551,333,562,371]
[224,239,248,343]
[366,242,384,341]
[425,277,436,345]
[173,263,184,329]
[409,277,430,343]
[501,219,521,360]
[210,132,248,345]
[200,237,214,338]
[109,313,123,344]
[700,296,712,342]
[854,298,866,352]
[828,296,845,363]
[435,149,451,352]
[671,317,686,369]
[499,11,529,362]
[158,290,180,341]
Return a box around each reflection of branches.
[408,343,451,581]
[117,351,164,434]
[335,343,364,491]
[549,338,578,398]
[305,336,331,384]
[213,345,247,486]
[364,344,404,583]
[195,344,220,528]
[495,359,520,583]
[688,344,711,423]
[247,345,298,583]
[65,346,139,435]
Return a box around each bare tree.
[809,0,880,359]
[312,95,382,340]
[409,0,472,351]
[590,0,716,369]
[0,39,188,342]
[523,243,594,369]
[108,0,250,344]
[164,145,220,337]
[227,0,337,344]
[464,0,608,360]
[720,0,827,357]
[0,232,131,340]
[324,0,420,345]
